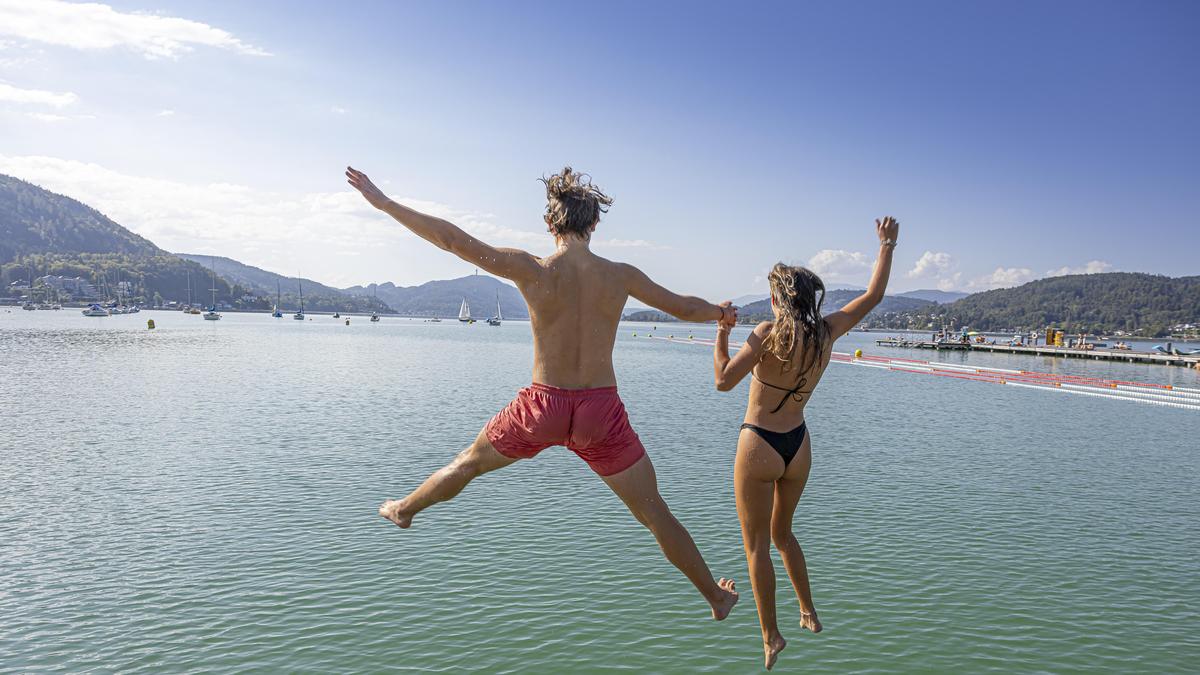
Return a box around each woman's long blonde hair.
[763,263,828,373]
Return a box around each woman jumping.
[712,217,899,670]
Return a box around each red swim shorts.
[485,383,647,476]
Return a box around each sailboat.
[293,277,306,320]
[185,268,201,313]
[458,296,473,323]
[272,280,283,318]
[370,284,380,321]
[203,257,221,320]
[487,292,502,326]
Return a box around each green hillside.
[0,175,161,260]
[880,273,1200,336]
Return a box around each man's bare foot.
[800,610,823,634]
[378,499,413,528]
[764,633,787,671]
[709,578,739,621]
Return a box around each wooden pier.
[876,339,1200,368]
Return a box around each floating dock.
[874,338,970,350]
[876,339,1200,368]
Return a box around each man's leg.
[379,427,517,528]
[602,454,739,620]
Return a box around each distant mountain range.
[895,289,969,304]
[344,275,528,319]
[175,253,387,314]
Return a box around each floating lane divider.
[641,334,1200,412]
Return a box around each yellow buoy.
[633,333,637,337]
[854,349,863,358]
[147,319,155,330]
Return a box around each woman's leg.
[735,431,788,670]
[771,436,822,632]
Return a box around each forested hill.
[0,174,388,312]
[0,174,161,260]
[882,273,1200,336]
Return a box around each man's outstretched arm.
[346,167,540,282]
[623,264,736,324]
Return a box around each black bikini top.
[752,371,814,414]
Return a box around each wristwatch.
[881,238,897,248]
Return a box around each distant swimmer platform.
[876,339,1200,368]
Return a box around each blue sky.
[1,0,1196,297]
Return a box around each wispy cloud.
[155,109,175,117]
[23,111,69,122]
[330,106,347,115]
[0,0,270,60]
[594,238,668,250]
[0,81,78,107]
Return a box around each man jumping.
[346,165,739,620]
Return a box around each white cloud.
[330,106,347,115]
[906,249,963,290]
[0,154,558,263]
[907,250,954,279]
[806,249,872,281]
[155,109,174,117]
[968,266,1035,290]
[0,81,78,107]
[1045,260,1113,277]
[0,0,270,60]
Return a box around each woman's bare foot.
[800,610,823,634]
[378,499,413,528]
[764,633,787,670]
[709,578,739,620]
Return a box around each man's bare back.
[521,243,729,388]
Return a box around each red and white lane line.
[637,334,1200,411]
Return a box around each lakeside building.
[35,275,97,299]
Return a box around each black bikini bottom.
[740,421,808,466]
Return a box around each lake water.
[2,309,1198,673]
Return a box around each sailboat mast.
[210,257,217,308]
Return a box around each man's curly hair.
[540,167,613,239]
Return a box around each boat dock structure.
[875,338,1200,368]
